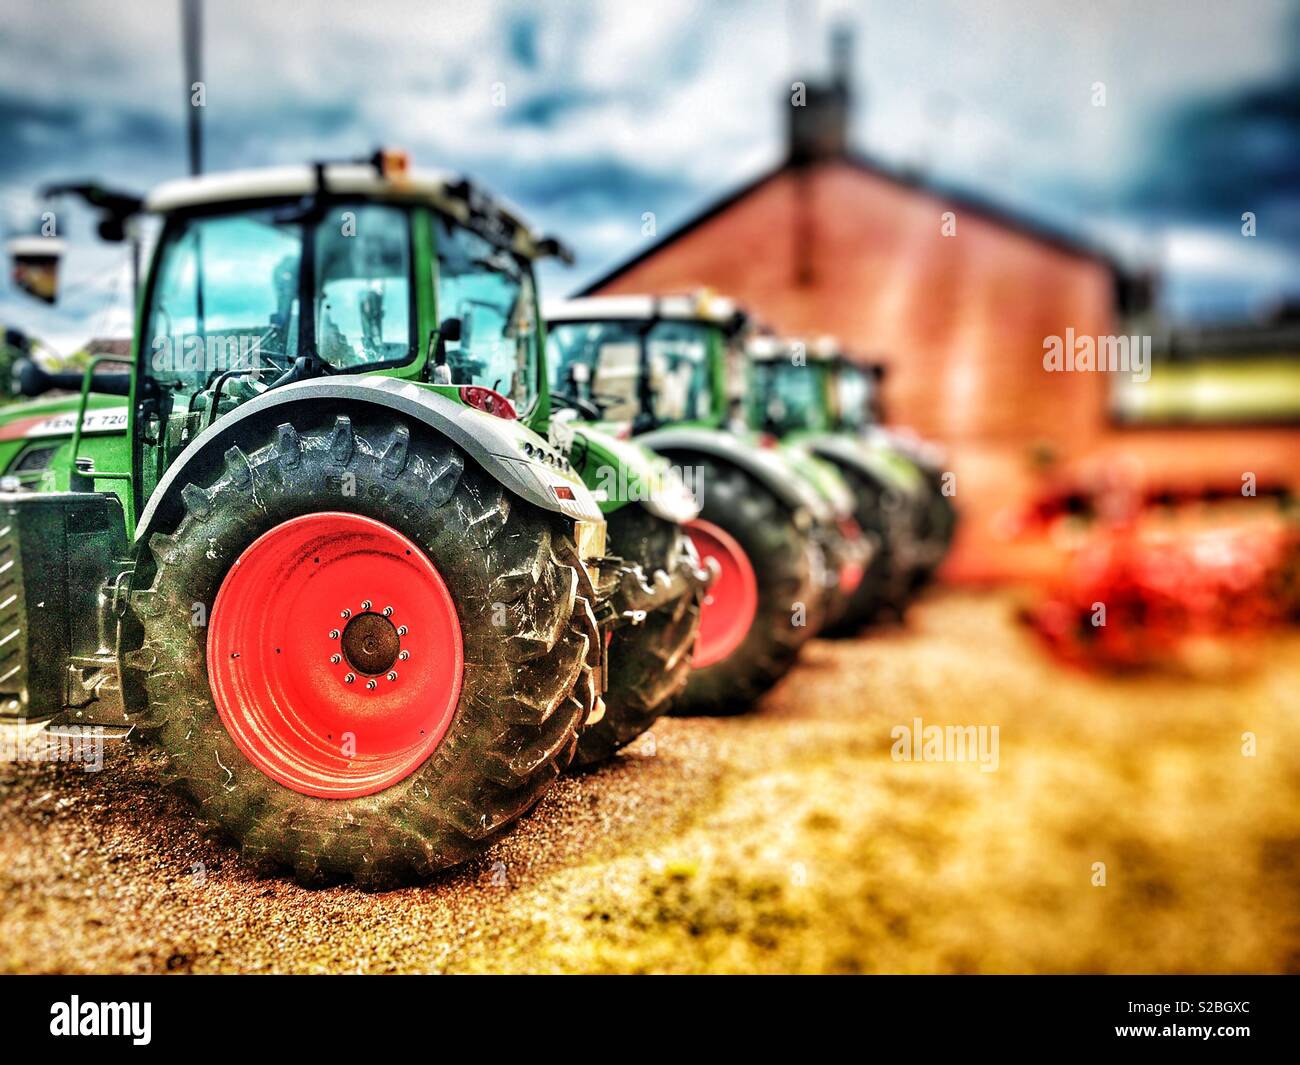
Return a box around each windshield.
[834,363,876,429]
[546,319,713,425]
[315,204,412,367]
[748,358,830,434]
[146,208,302,394]
[145,202,414,397]
[435,215,539,410]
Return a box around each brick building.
[578,35,1299,582]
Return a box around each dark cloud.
[506,10,541,70]
[1126,17,1300,239]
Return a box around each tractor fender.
[560,421,700,525]
[134,376,603,545]
[636,426,831,523]
[807,433,924,501]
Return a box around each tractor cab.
[827,355,885,432]
[544,293,747,434]
[7,153,578,528]
[745,334,838,439]
[131,157,561,506]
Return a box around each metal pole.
[182,0,203,176]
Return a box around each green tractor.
[746,334,954,624]
[0,153,707,885]
[544,294,870,714]
[827,349,957,589]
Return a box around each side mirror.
[8,237,67,304]
[536,236,575,265]
[430,317,463,382]
[439,317,463,345]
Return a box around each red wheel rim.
[838,518,867,595]
[207,512,463,799]
[686,518,759,669]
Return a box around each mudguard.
[558,420,700,526]
[808,433,925,501]
[636,426,831,523]
[866,425,947,478]
[135,376,604,545]
[781,443,857,519]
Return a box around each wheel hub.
[341,611,401,676]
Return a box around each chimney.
[787,24,854,166]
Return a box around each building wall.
[589,160,1300,583]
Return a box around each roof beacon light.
[378,148,410,183]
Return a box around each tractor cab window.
[546,319,713,427]
[146,208,303,402]
[144,202,417,409]
[834,363,875,430]
[435,216,539,411]
[645,321,711,423]
[749,357,830,434]
[314,204,412,368]
[546,321,641,422]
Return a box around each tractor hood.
[0,393,129,444]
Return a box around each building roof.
[576,152,1120,297]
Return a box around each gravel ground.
[2,589,1298,974]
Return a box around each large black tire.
[910,473,958,590]
[809,514,870,632]
[667,455,820,715]
[128,412,599,887]
[822,463,914,631]
[573,506,702,766]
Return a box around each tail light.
[459,386,517,420]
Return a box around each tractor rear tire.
[129,412,599,887]
[670,456,820,715]
[823,464,922,631]
[809,515,870,632]
[911,476,958,590]
[573,506,702,766]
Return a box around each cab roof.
[545,293,747,332]
[746,334,838,362]
[145,164,555,259]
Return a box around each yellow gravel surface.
[1,590,1297,973]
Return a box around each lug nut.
[386,671,398,682]
[398,650,410,661]
[330,654,342,664]
[340,608,352,619]
[361,599,372,611]
[397,625,408,636]
[344,673,355,684]
[366,679,377,691]
[382,606,393,617]
[329,629,340,640]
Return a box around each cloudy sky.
[2,0,1297,352]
